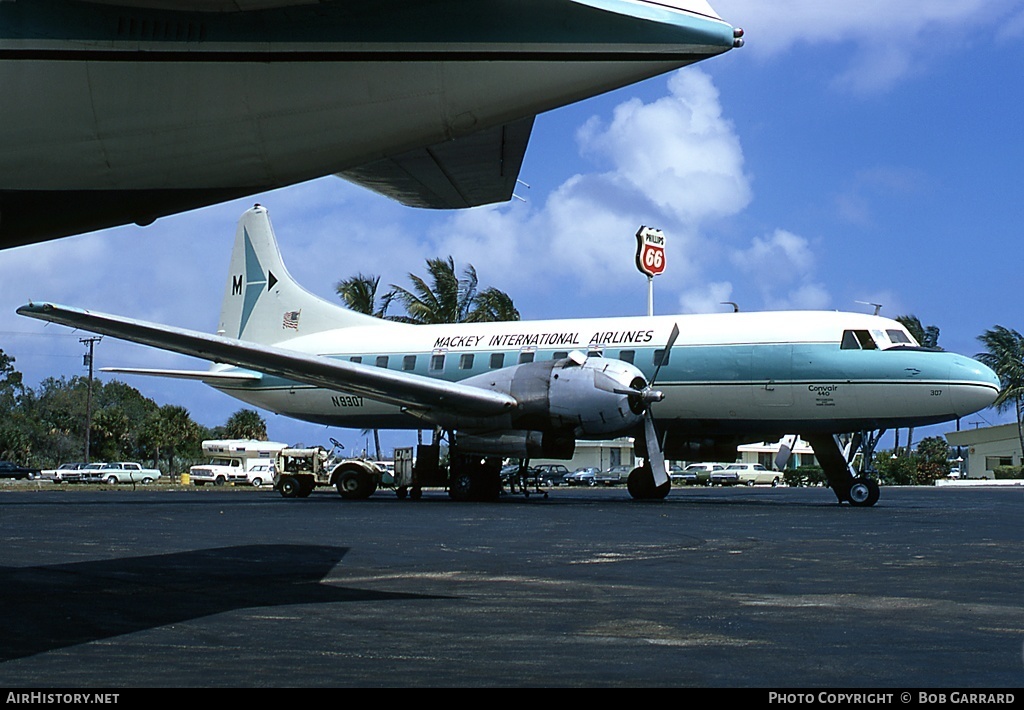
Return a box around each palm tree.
[390,257,520,324]
[335,273,394,319]
[468,287,521,322]
[976,326,1024,462]
[896,314,941,350]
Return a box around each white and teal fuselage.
[209,311,999,439]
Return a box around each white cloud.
[729,229,830,310]
[712,0,1020,92]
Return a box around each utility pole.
[81,337,101,463]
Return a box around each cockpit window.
[886,329,914,345]
[841,329,878,350]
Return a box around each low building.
[737,437,817,469]
[532,438,636,472]
[945,423,1020,479]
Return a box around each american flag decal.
[282,310,301,330]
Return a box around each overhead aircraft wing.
[81,1,323,11]
[18,302,517,417]
[336,118,534,210]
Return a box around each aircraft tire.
[627,466,671,500]
[847,477,880,507]
[448,471,473,501]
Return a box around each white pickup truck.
[93,462,162,485]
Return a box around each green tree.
[896,314,941,350]
[0,350,30,462]
[914,436,950,484]
[335,273,394,318]
[467,287,521,323]
[389,257,520,324]
[976,326,1024,461]
[154,404,202,475]
[224,409,268,440]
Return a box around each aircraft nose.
[949,356,1000,417]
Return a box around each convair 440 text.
[18,206,999,506]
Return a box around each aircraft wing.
[18,302,517,417]
[336,118,534,209]
[81,1,323,11]
[100,367,263,384]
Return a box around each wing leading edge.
[17,302,517,417]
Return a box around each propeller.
[609,323,678,487]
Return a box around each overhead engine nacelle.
[451,354,648,436]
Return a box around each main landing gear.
[804,433,880,507]
[447,453,503,502]
[626,462,671,500]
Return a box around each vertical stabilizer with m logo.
[217,205,385,344]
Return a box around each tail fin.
[217,205,385,344]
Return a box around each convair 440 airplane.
[18,206,999,506]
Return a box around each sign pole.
[647,275,654,317]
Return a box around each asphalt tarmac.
[1,482,1022,688]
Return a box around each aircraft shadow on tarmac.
[0,544,447,662]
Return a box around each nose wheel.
[847,476,880,507]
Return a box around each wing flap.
[19,303,517,417]
[337,117,534,209]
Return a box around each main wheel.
[847,477,880,507]
[626,465,671,500]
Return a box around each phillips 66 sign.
[635,226,666,277]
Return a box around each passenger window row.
[346,348,670,372]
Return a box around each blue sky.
[2,0,1023,455]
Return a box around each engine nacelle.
[458,354,648,437]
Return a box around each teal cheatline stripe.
[239,227,266,337]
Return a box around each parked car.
[683,462,726,486]
[40,462,87,482]
[69,463,107,485]
[93,462,163,485]
[0,460,39,480]
[668,465,692,485]
[533,464,571,487]
[723,463,781,486]
[595,464,631,485]
[246,462,274,488]
[565,466,599,486]
[710,466,742,486]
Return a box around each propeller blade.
[774,434,796,471]
[651,322,680,386]
[644,414,668,487]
